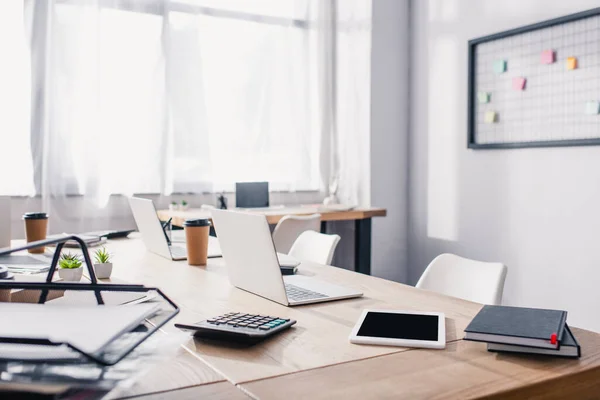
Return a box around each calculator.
[175,312,297,344]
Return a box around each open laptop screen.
[235,182,269,208]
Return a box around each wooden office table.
[90,236,600,399]
[157,206,387,275]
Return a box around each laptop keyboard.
[285,283,328,302]
[170,246,187,258]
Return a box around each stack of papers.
[0,302,160,357]
[0,254,52,275]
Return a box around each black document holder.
[0,235,179,366]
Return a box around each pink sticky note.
[541,49,555,64]
[513,77,526,90]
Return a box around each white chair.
[416,253,507,305]
[288,230,341,266]
[272,214,321,254]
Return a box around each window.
[166,1,322,192]
[3,0,325,203]
[0,1,34,195]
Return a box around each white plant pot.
[179,204,189,211]
[169,204,177,211]
[58,267,83,281]
[94,263,113,279]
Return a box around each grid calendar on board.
[469,9,600,149]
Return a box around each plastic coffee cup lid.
[23,212,49,220]
[183,219,211,227]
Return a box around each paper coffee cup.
[23,212,49,254]
[184,219,211,266]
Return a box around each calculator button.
[226,321,237,326]
[259,325,271,330]
[237,322,248,327]
[247,324,259,329]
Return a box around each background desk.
[157,206,387,275]
[89,237,600,399]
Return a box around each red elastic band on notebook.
[550,333,558,345]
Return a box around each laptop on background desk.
[235,181,270,209]
[211,209,362,306]
[128,197,221,261]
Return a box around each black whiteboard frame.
[468,7,600,150]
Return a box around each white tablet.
[349,309,446,349]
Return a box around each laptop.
[235,182,269,208]
[211,209,363,306]
[128,197,221,261]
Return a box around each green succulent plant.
[171,201,177,205]
[94,247,112,264]
[59,252,83,269]
[181,200,188,206]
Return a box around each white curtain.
[1,0,372,226]
[335,0,372,206]
[0,1,35,196]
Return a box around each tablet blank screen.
[356,312,439,341]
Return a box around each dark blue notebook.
[487,324,580,358]
[464,305,567,350]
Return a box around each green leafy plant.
[94,247,112,264]
[171,201,177,205]
[181,200,188,206]
[59,252,83,269]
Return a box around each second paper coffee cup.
[183,218,211,266]
[23,212,49,254]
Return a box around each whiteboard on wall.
[468,7,600,149]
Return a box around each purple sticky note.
[513,77,526,91]
[541,49,555,64]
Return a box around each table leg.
[355,218,372,275]
[320,221,327,233]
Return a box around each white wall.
[409,0,600,332]
[370,0,410,282]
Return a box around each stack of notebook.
[464,305,581,358]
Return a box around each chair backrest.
[288,230,341,266]
[272,214,321,254]
[415,253,508,305]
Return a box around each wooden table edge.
[157,207,388,226]
[473,364,600,400]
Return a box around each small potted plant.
[180,199,189,211]
[169,201,178,211]
[58,252,84,281]
[93,247,113,279]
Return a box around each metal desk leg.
[355,218,372,275]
